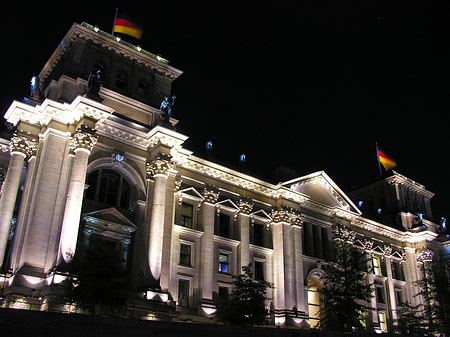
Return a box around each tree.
[317,224,373,332]
[414,248,450,337]
[216,264,274,326]
[395,302,427,335]
[60,236,130,315]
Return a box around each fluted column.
[58,129,97,263]
[0,136,36,268]
[146,154,174,287]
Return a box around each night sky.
[2,3,448,222]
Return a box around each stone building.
[0,22,446,332]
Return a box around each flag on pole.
[113,12,143,40]
[377,147,397,171]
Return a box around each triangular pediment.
[250,209,272,222]
[178,187,204,200]
[216,199,240,211]
[282,171,361,215]
[83,207,137,240]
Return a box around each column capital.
[237,199,254,215]
[9,135,38,157]
[202,187,220,204]
[416,248,434,264]
[69,128,98,153]
[146,154,174,178]
[271,208,303,226]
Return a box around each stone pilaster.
[0,136,36,268]
[237,199,253,271]
[199,187,220,315]
[146,154,174,287]
[58,129,97,263]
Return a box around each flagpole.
[111,8,119,35]
[375,142,382,176]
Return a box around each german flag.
[113,13,143,40]
[378,148,397,171]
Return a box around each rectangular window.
[219,253,229,273]
[372,256,382,276]
[219,213,230,238]
[179,244,192,267]
[254,261,264,281]
[218,286,229,311]
[395,289,403,306]
[378,311,387,332]
[178,279,190,307]
[392,260,405,281]
[181,203,194,228]
[253,223,264,246]
[376,286,385,304]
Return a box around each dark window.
[254,261,264,280]
[178,279,190,307]
[219,213,230,238]
[392,260,405,281]
[376,286,385,304]
[179,244,192,267]
[115,72,128,90]
[253,223,264,246]
[137,80,149,95]
[219,253,229,273]
[181,203,194,228]
[85,169,131,209]
[217,286,229,311]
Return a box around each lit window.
[378,311,387,332]
[178,279,190,307]
[372,256,382,276]
[377,208,382,214]
[179,244,192,267]
[358,200,364,207]
[219,253,229,273]
[181,203,194,228]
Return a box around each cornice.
[386,171,434,198]
[39,22,183,85]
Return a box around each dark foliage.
[216,264,274,326]
[317,225,373,332]
[60,236,130,315]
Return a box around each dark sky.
[2,3,449,221]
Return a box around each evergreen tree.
[317,224,373,332]
[61,236,130,315]
[216,264,274,326]
[395,302,427,335]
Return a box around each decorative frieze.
[69,129,98,153]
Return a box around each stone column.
[292,219,306,314]
[58,129,97,263]
[200,187,220,315]
[237,199,253,271]
[146,155,174,287]
[0,136,35,268]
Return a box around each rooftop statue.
[86,69,102,100]
[159,95,176,123]
[29,75,44,102]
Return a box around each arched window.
[85,169,131,209]
[115,72,128,90]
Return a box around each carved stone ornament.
[416,248,434,264]
[9,135,38,158]
[69,129,98,153]
[237,199,254,215]
[333,224,356,243]
[202,188,220,204]
[271,208,303,226]
[146,157,174,178]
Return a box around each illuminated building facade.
[0,22,444,331]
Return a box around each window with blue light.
[219,253,229,273]
[358,200,364,207]
[377,208,382,214]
